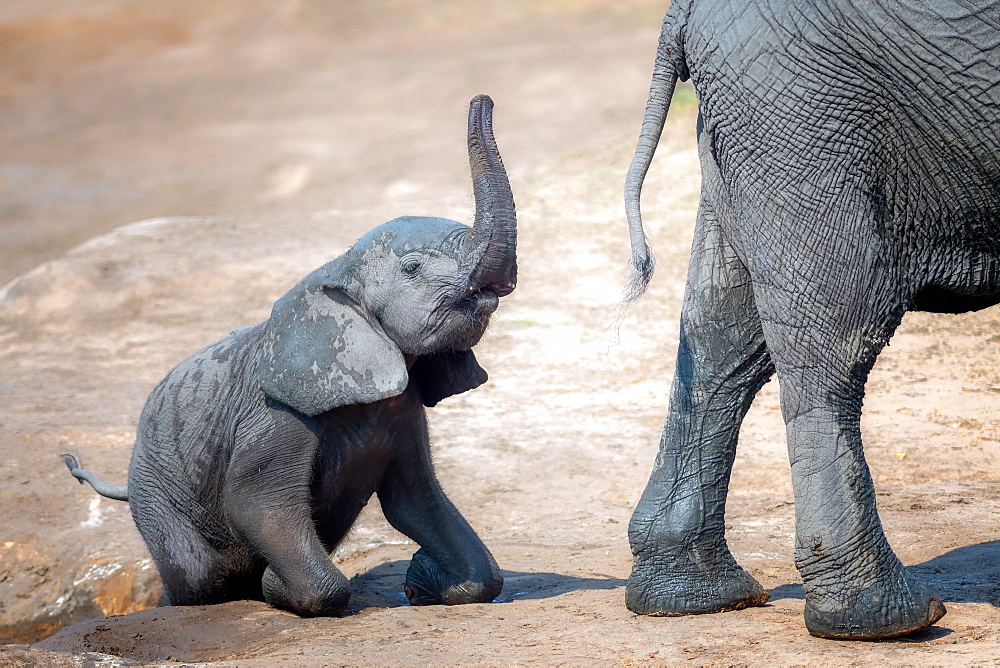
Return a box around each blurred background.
[0,0,667,285]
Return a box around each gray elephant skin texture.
[624,0,999,640]
[63,95,516,617]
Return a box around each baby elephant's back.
[128,324,265,523]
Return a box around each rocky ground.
[1,1,999,665]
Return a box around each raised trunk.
[463,94,517,297]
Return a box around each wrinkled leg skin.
[749,187,946,639]
[628,158,946,637]
[754,250,946,637]
[224,421,353,617]
[627,196,775,617]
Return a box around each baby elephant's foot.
[404,548,503,606]
[626,552,769,616]
[262,564,351,617]
[804,569,946,639]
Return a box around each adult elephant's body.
[625,0,999,640]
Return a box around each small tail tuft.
[624,246,656,305]
[60,453,84,484]
[59,452,129,501]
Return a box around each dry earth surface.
[1,1,999,665]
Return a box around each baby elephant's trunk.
[462,94,517,298]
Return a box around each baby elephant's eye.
[402,258,422,275]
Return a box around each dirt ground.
[1,1,999,665]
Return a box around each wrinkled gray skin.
[63,95,515,617]
[624,0,999,640]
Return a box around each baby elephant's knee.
[262,565,351,617]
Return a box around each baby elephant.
[63,95,515,616]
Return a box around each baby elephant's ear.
[409,350,488,408]
[259,284,408,416]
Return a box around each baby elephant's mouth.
[436,286,500,353]
[463,286,500,315]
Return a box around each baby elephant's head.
[259,96,516,417]
[341,211,514,355]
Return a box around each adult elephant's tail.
[61,453,129,501]
[624,8,689,303]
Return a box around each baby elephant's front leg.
[378,453,502,606]
[261,560,350,617]
[226,424,351,616]
[403,546,499,605]
[228,490,352,616]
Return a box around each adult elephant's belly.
[910,284,1000,313]
[909,245,1000,314]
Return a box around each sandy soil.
[1,1,999,665]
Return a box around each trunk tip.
[469,95,495,131]
[470,94,494,109]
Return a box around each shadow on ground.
[766,540,1000,607]
[27,544,1000,663]
[910,540,1000,606]
[348,560,626,611]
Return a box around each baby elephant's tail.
[60,453,129,501]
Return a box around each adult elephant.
[623,0,999,640]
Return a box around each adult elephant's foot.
[804,569,946,639]
[627,501,768,615]
[626,552,770,616]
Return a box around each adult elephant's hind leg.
[752,215,946,638]
[627,206,774,616]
